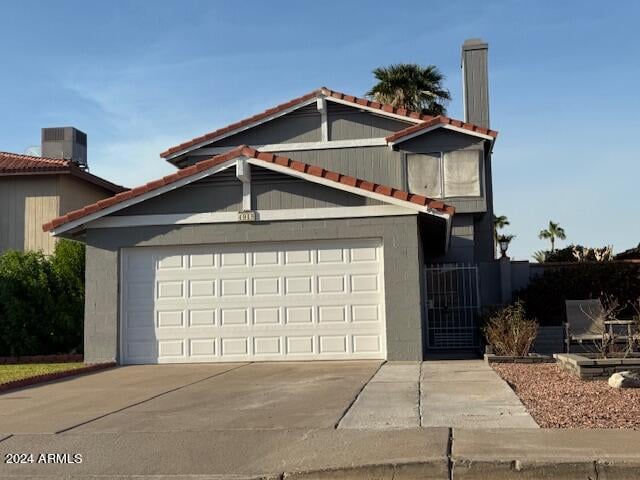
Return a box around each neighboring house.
[45,39,499,364]
[615,244,640,260]
[1,127,125,254]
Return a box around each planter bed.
[0,362,116,393]
[492,363,640,428]
[554,353,640,380]
[484,353,555,364]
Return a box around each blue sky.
[1,1,638,259]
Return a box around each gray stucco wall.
[114,173,243,216]
[253,170,381,209]
[433,214,475,263]
[83,215,425,363]
[274,146,404,189]
[109,166,383,216]
[84,243,119,364]
[326,102,412,140]
[213,103,321,146]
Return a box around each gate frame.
[423,263,482,350]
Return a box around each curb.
[451,458,640,480]
[0,362,116,393]
[283,461,448,479]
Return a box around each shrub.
[49,240,85,354]
[484,301,539,356]
[516,263,640,325]
[0,240,85,356]
[536,244,613,263]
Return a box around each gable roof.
[0,151,126,193]
[159,87,497,160]
[386,116,498,145]
[44,145,454,234]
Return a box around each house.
[44,39,499,364]
[0,127,125,254]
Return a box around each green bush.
[0,240,85,356]
[515,263,640,325]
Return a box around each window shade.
[407,153,442,198]
[443,150,481,197]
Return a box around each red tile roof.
[0,151,126,193]
[1,151,73,173]
[44,145,453,232]
[385,116,498,143]
[159,87,498,160]
[320,87,434,121]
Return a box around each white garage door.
[121,239,386,364]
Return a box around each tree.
[538,221,566,252]
[493,215,510,241]
[532,250,547,263]
[366,64,451,116]
[493,215,511,258]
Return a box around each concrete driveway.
[0,361,381,434]
[2,361,640,479]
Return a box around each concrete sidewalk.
[2,428,640,479]
[339,360,537,429]
[421,360,538,428]
[338,362,420,428]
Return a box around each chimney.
[461,39,490,129]
[41,127,88,169]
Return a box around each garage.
[121,239,386,363]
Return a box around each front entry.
[424,263,481,351]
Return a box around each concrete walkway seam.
[333,361,385,429]
[418,361,424,427]
[54,362,252,434]
[447,428,453,480]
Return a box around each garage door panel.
[157,310,184,328]
[253,307,281,325]
[319,335,348,354]
[189,279,216,298]
[189,309,216,326]
[190,338,216,357]
[221,337,249,356]
[122,239,386,363]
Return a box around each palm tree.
[532,250,547,263]
[538,221,566,252]
[366,64,451,116]
[493,215,510,241]
[492,214,510,258]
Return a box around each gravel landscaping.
[492,363,640,429]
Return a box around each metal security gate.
[424,264,481,349]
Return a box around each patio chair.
[564,299,606,353]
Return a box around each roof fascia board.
[324,96,423,124]
[194,138,388,156]
[87,205,417,229]
[165,97,319,161]
[50,159,238,236]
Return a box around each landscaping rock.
[608,371,640,389]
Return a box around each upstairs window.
[407,150,481,198]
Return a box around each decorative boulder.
[608,371,640,388]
